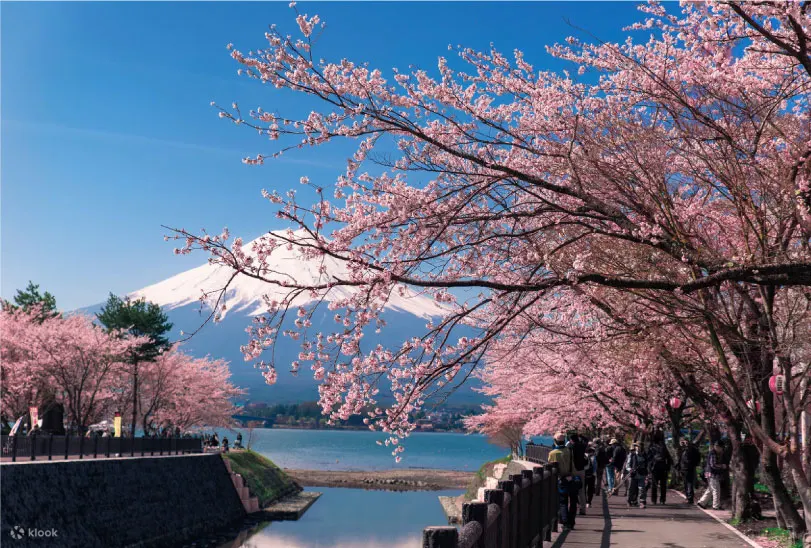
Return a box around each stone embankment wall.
[1,454,245,547]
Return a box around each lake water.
[221,487,464,548]
[203,428,551,548]
[212,428,518,471]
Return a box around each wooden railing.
[423,460,560,548]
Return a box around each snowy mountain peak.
[130,230,446,319]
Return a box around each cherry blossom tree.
[0,307,47,423]
[0,308,144,433]
[169,1,811,537]
[150,351,245,431]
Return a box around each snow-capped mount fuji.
[130,229,447,320]
[82,229,482,404]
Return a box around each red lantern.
[669,397,682,409]
[746,399,761,413]
[769,375,785,395]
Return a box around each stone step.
[231,473,244,489]
[223,459,232,473]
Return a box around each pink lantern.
[769,375,785,395]
[669,397,682,409]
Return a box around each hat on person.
[553,431,566,444]
[609,438,618,445]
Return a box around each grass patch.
[761,527,802,548]
[754,482,770,494]
[464,454,512,500]
[222,450,301,507]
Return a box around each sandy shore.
[284,468,474,492]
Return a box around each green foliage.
[222,450,301,507]
[5,281,59,322]
[761,527,802,548]
[464,454,512,500]
[243,400,476,430]
[754,482,770,494]
[96,293,172,361]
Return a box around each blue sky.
[1,1,647,310]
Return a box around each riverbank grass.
[464,454,512,500]
[222,450,302,507]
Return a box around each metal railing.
[525,444,552,465]
[423,457,560,548]
[0,434,203,462]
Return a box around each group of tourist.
[547,431,754,531]
[202,432,243,452]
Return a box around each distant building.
[245,402,268,410]
[416,419,434,431]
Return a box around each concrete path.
[552,489,755,548]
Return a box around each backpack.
[584,455,595,477]
[632,452,649,476]
[549,446,573,477]
[651,445,669,473]
[573,441,588,471]
[613,445,627,467]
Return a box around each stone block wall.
[0,454,245,547]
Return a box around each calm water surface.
[206,429,551,548]
[213,428,524,471]
[221,487,463,548]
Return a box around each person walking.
[677,438,701,503]
[595,439,610,496]
[626,442,649,508]
[569,433,589,515]
[697,441,727,510]
[648,435,673,505]
[549,431,579,530]
[608,438,627,495]
[584,446,597,508]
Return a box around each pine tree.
[3,281,59,323]
[96,294,173,437]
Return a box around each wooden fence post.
[497,479,515,548]
[484,489,505,548]
[522,470,534,546]
[423,526,458,548]
[510,474,525,547]
[545,463,559,535]
[462,501,488,548]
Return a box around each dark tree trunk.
[760,387,806,535]
[726,420,753,521]
[130,362,139,438]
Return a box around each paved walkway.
[551,489,755,548]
